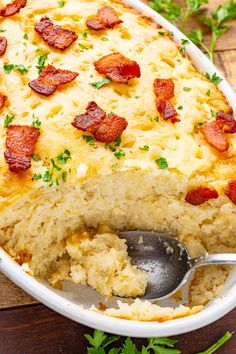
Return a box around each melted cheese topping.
[0,0,232,206]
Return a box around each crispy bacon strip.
[87,6,123,30]
[216,111,236,134]
[0,93,7,110]
[202,121,229,152]
[0,37,7,56]
[94,53,141,83]
[72,101,106,133]
[72,101,128,143]
[154,78,175,100]
[29,64,79,97]
[156,97,179,123]
[4,125,40,173]
[225,180,236,205]
[35,17,78,51]
[185,186,219,205]
[94,114,128,143]
[0,0,26,17]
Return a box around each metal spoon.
[119,231,236,301]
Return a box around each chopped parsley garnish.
[57,149,71,164]
[181,38,190,45]
[32,154,40,162]
[51,159,61,171]
[155,157,168,169]
[0,28,6,33]
[134,95,141,99]
[114,136,122,146]
[82,135,95,145]
[183,86,192,92]
[211,109,216,117]
[23,33,28,40]
[81,31,88,38]
[139,145,150,151]
[179,47,186,55]
[90,77,111,89]
[58,0,65,7]
[178,105,183,110]
[158,31,165,36]
[36,54,48,73]
[101,36,109,41]
[32,114,41,129]
[78,43,90,51]
[206,89,211,96]
[33,173,42,181]
[169,31,174,37]
[205,72,223,85]
[4,64,14,74]
[4,113,15,128]
[14,64,29,74]
[114,149,125,159]
[43,170,52,183]
[198,121,206,126]
[62,171,67,182]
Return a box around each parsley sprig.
[149,0,236,62]
[85,330,233,354]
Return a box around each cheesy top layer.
[0,0,233,205]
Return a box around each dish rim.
[1,0,236,338]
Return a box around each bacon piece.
[35,17,78,51]
[154,78,175,100]
[94,53,140,83]
[86,6,123,30]
[225,180,236,205]
[156,97,180,123]
[0,37,7,56]
[0,93,7,110]
[94,114,128,143]
[72,101,128,143]
[97,6,123,28]
[185,186,219,205]
[29,64,79,97]
[72,101,106,132]
[0,0,26,17]
[202,121,229,152]
[216,111,236,134]
[4,125,40,173]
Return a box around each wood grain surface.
[0,0,236,353]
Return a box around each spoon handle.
[189,253,236,269]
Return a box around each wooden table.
[1,1,236,353]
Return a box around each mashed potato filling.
[0,0,235,321]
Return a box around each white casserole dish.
[1,0,236,338]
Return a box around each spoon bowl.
[119,231,236,301]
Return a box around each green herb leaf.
[210,109,216,117]
[81,31,88,38]
[121,337,139,354]
[179,47,186,55]
[14,64,29,74]
[32,154,40,162]
[36,54,48,73]
[205,72,223,85]
[43,170,52,183]
[4,113,15,128]
[183,86,192,92]
[206,89,211,96]
[149,0,181,23]
[32,114,41,129]
[0,27,6,32]
[23,33,28,40]
[85,330,107,349]
[3,64,14,74]
[78,43,90,51]
[158,31,165,36]
[114,136,122,146]
[114,149,125,159]
[61,171,67,182]
[33,173,42,181]
[181,38,190,45]
[155,157,168,169]
[178,105,183,110]
[139,145,150,151]
[51,159,62,171]
[90,77,112,89]
[82,135,95,145]
[58,0,65,7]
[101,36,109,41]
[57,149,71,164]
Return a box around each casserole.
[0,0,236,336]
